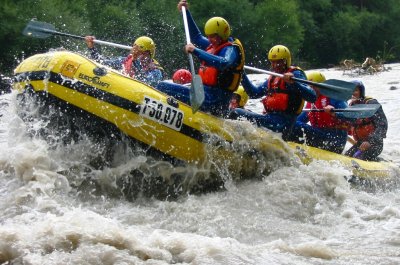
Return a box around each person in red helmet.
[172,69,192,84]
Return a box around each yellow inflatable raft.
[13,51,399,184]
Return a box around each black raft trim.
[15,71,205,143]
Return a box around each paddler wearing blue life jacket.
[156,0,245,117]
[84,35,164,87]
[229,45,316,140]
[345,80,388,161]
[290,71,350,154]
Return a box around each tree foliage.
[0,0,399,76]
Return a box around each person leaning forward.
[345,80,388,161]
[156,0,245,117]
[229,45,316,140]
[84,35,164,87]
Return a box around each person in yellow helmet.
[156,0,245,117]
[229,45,316,140]
[229,86,249,110]
[290,71,350,153]
[84,35,164,86]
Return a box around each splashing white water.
[1,64,400,264]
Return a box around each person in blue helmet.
[345,80,388,161]
[84,35,164,87]
[290,71,350,154]
[229,45,316,140]
[155,0,245,117]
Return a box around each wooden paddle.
[303,104,381,119]
[244,65,356,101]
[181,6,205,113]
[23,20,132,50]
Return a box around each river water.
[1,63,400,264]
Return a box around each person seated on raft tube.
[289,71,349,154]
[229,86,249,110]
[172,68,192,84]
[84,35,164,87]
[156,0,245,117]
[345,80,388,161]
[229,45,316,140]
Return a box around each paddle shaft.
[245,65,325,89]
[181,7,196,75]
[29,23,132,50]
[181,6,205,113]
[304,103,380,113]
[243,65,356,101]
[303,103,380,119]
[304,109,367,113]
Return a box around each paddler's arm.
[368,106,388,143]
[297,111,309,123]
[364,98,388,141]
[192,45,238,70]
[85,36,102,61]
[84,35,124,70]
[241,72,267,98]
[179,1,210,50]
[327,99,349,119]
[288,70,317,103]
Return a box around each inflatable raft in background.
[12,51,399,196]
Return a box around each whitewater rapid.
[0,64,399,264]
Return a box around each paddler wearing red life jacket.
[84,35,164,87]
[156,0,245,117]
[229,45,316,140]
[345,80,388,161]
[290,71,350,154]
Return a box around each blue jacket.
[186,11,241,79]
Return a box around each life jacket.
[307,96,348,130]
[198,38,245,92]
[351,97,376,141]
[261,66,304,114]
[122,54,164,78]
[353,119,375,141]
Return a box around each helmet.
[234,86,249,107]
[134,36,156,58]
[351,80,365,98]
[172,69,192,84]
[306,71,326,83]
[204,17,231,41]
[268,45,291,67]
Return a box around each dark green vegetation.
[1,0,399,76]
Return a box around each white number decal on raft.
[140,96,184,131]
